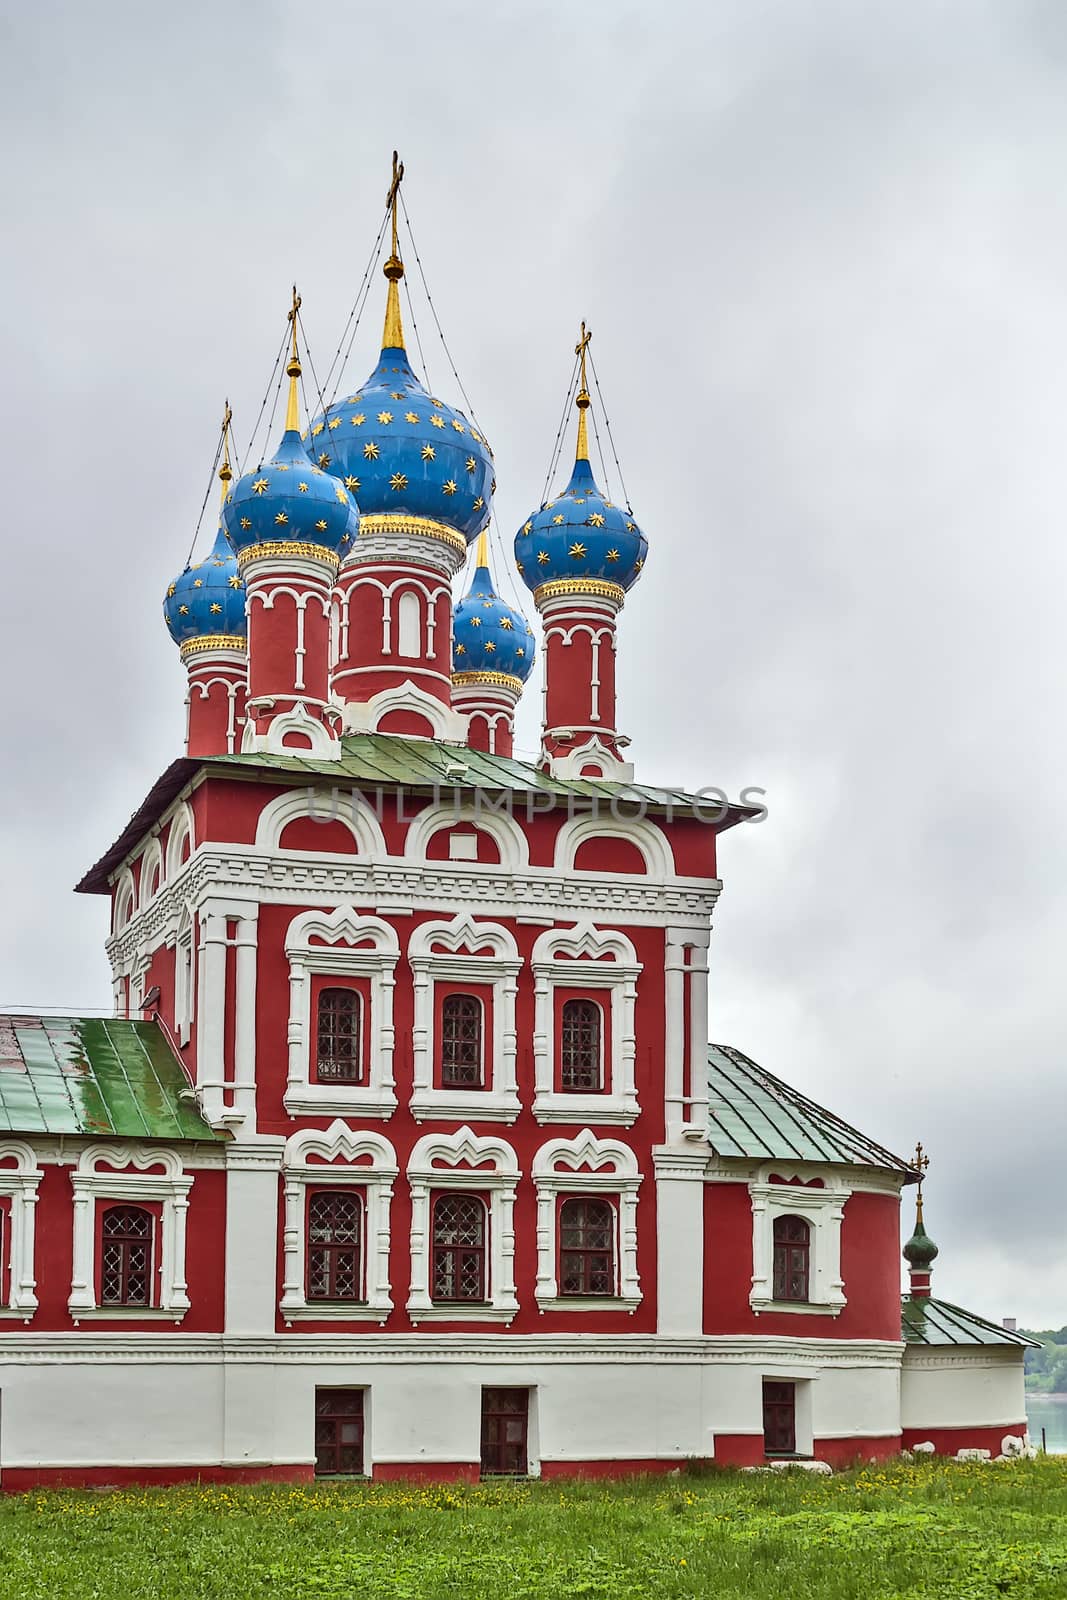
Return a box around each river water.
[1026,1392,1067,1454]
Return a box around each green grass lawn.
[1,1458,1065,1600]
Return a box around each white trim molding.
[403,803,531,872]
[530,920,642,1125]
[407,915,522,1122]
[283,907,400,1118]
[532,1130,642,1313]
[280,1121,398,1325]
[165,800,196,880]
[338,679,469,742]
[68,1145,193,1323]
[406,1126,519,1324]
[749,1170,850,1317]
[255,786,387,857]
[553,814,675,880]
[0,1141,42,1320]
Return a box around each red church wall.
[572,836,646,874]
[900,1423,1027,1454]
[703,1184,902,1340]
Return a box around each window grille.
[772,1214,811,1302]
[560,998,602,1091]
[315,1389,365,1475]
[441,993,483,1087]
[559,1197,616,1296]
[307,1190,363,1301]
[316,988,362,1083]
[100,1205,153,1307]
[432,1192,487,1302]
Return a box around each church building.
[0,161,1033,1486]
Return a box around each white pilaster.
[224,1140,286,1335]
[652,1149,708,1335]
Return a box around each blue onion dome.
[164,524,246,656]
[452,539,536,689]
[306,256,493,562]
[514,335,647,602]
[223,307,359,566]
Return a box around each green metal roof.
[77,735,759,893]
[901,1297,1040,1348]
[0,1016,223,1141]
[707,1044,916,1176]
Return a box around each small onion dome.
[452,556,536,687]
[515,454,648,601]
[903,1217,939,1269]
[164,526,246,656]
[306,265,493,558]
[223,427,359,563]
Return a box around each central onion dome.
[164,525,246,656]
[224,302,359,565]
[453,535,536,689]
[515,326,647,602]
[307,248,494,560]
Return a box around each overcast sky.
[2,0,1065,1325]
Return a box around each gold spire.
[574,321,592,463]
[475,526,489,567]
[913,1140,930,1228]
[285,285,302,432]
[218,400,234,505]
[382,150,406,350]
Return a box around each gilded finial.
[285,286,302,433]
[574,321,592,463]
[475,526,489,568]
[913,1140,930,1228]
[218,400,234,504]
[382,150,406,350]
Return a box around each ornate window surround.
[406,1126,519,1324]
[280,1121,398,1325]
[284,908,399,1118]
[749,1169,850,1317]
[68,1144,193,1323]
[408,916,522,1123]
[0,1140,42,1321]
[532,1130,642,1312]
[531,920,642,1125]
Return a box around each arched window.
[560,998,603,1091]
[432,1192,487,1303]
[316,988,362,1083]
[307,1191,363,1301]
[772,1215,810,1302]
[100,1205,153,1307]
[397,590,421,658]
[559,1197,616,1297]
[441,993,483,1087]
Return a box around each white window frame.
[0,1140,42,1320]
[532,1130,642,1312]
[407,1126,519,1324]
[531,920,641,1125]
[284,908,399,1118]
[749,1170,850,1317]
[175,905,195,1046]
[280,1121,398,1324]
[68,1144,193,1323]
[408,916,521,1123]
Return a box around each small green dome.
[903,1217,939,1268]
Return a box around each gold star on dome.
[178,604,189,615]
[167,583,176,597]
[405,411,420,424]
[626,521,635,533]
[430,415,445,429]
[240,517,252,530]
[311,423,324,437]
[522,521,532,536]
[377,411,393,424]
[500,617,514,630]
[490,479,496,493]
[537,551,550,564]
[516,560,524,574]
[318,454,331,468]
[606,548,620,562]
[516,646,525,657]
[634,557,644,570]
[469,616,481,627]
[552,514,564,525]
[569,542,587,558]
[315,520,328,532]
[484,640,496,653]
[212,559,225,567]
[335,484,349,504]
[275,512,288,525]
[443,480,457,495]
[390,472,408,490]
[275,464,289,472]
[391,391,405,400]
[364,442,380,459]
[604,501,615,510]
[210,603,222,614]
[588,512,605,527]
[345,475,360,491]
[573,497,586,505]
[451,419,465,434]
[228,576,241,588]
[471,430,482,443]
[350,413,365,426]
[327,417,341,431]
[456,643,466,655]
[193,578,203,587]
[431,398,444,409]
[465,456,476,472]
[252,478,269,495]
[421,443,436,461]
[473,496,484,511]
[298,481,309,492]
[482,600,495,609]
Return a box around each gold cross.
[575,320,592,394]
[287,284,302,364]
[386,149,405,262]
[218,398,234,496]
[913,1141,929,1179]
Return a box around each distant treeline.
[1021,1327,1067,1391]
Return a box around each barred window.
[559,1197,616,1296]
[772,1215,810,1302]
[441,993,483,1087]
[307,1190,363,1301]
[560,998,603,1091]
[100,1205,153,1307]
[316,988,362,1083]
[315,1388,365,1476]
[432,1192,487,1302]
